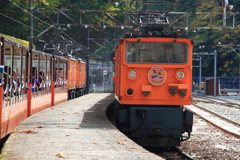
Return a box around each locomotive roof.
[124,33,180,38]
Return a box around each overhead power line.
[7,0,86,49]
[0,12,64,44]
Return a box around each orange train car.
[67,58,86,99]
[79,61,87,89]
[111,0,193,147]
[0,35,86,140]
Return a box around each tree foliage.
[0,0,239,77]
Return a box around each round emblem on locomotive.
[148,66,167,85]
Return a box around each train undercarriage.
[68,87,86,100]
[108,101,193,147]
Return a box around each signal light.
[110,52,115,63]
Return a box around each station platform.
[1,93,162,160]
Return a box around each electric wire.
[7,0,87,49]
[0,12,42,33]
[8,0,117,50]
[0,11,87,56]
[9,0,85,48]
[0,12,66,46]
[8,0,52,27]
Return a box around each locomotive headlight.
[128,70,137,80]
[176,71,186,80]
[177,71,185,79]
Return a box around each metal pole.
[233,13,235,28]
[239,54,240,95]
[29,0,33,84]
[86,27,90,94]
[0,37,4,65]
[103,73,105,93]
[223,7,226,27]
[199,56,202,94]
[214,50,217,96]
[114,28,116,46]
[28,0,34,117]
[29,0,34,52]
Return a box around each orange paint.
[80,62,86,88]
[68,59,86,90]
[0,86,2,138]
[27,84,32,117]
[1,100,27,137]
[68,59,77,90]
[0,35,86,140]
[114,38,193,106]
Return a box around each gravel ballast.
[179,111,240,159]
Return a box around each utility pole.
[199,56,202,93]
[29,0,34,53]
[28,0,34,117]
[29,0,34,79]
[198,45,205,93]
[222,0,234,27]
[86,27,90,94]
[223,5,226,27]
[214,50,217,97]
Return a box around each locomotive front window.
[126,42,188,64]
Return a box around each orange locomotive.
[114,38,193,105]
[112,1,193,147]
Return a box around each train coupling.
[181,132,191,141]
[152,124,161,132]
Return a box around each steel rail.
[193,94,240,109]
[157,146,195,160]
[185,105,240,138]
[192,103,240,126]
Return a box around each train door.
[114,42,123,98]
[54,57,68,104]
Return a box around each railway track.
[193,94,240,109]
[192,94,240,123]
[146,146,195,160]
[184,94,240,138]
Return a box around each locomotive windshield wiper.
[173,40,183,54]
